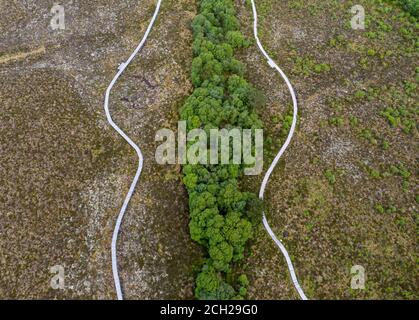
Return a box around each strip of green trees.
[180,0,263,299]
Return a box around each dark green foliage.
[386,0,419,17]
[181,0,262,299]
[195,265,235,299]
[399,0,419,17]
[244,197,264,224]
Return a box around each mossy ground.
[237,0,417,299]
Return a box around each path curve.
[250,0,308,300]
[104,0,162,300]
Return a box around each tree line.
[180,0,264,299]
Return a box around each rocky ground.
[0,0,417,300]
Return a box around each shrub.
[324,170,336,185]
[401,0,419,17]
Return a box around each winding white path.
[104,0,162,300]
[251,0,308,300]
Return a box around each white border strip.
[104,0,162,300]
[251,0,308,300]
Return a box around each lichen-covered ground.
[0,0,201,299]
[0,0,417,299]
